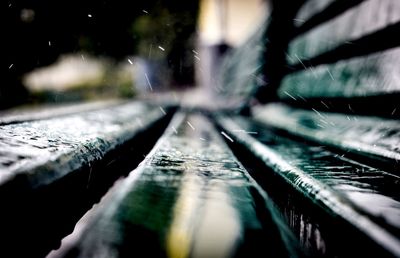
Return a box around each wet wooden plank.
[294,0,335,27]
[56,112,302,258]
[0,99,124,125]
[280,47,400,98]
[289,0,400,62]
[0,102,168,187]
[0,101,172,257]
[252,103,400,171]
[293,0,364,35]
[216,115,400,257]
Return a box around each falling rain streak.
[159,107,166,115]
[144,73,153,91]
[221,131,234,142]
[284,91,297,101]
[187,121,195,130]
[232,129,258,135]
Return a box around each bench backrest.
[218,0,400,118]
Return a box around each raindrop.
[159,107,166,115]
[293,18,305,23]
[283,91,297,101]
[221,131,234,142]
[321,101,329,109]
[144,73,153,91]
[312,108,325,119]
[187,121,195,130]
[327,68,335,81]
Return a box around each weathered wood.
[252,103,400,171]
[293,0,364,36]
[0,101,172,258]
[289,0,400,62]
[216,115,400,257]
[56,112,302,258]
[280,47,400,98]
[0,102,167,186]
[0,99,123,125]
[294,0,336,27]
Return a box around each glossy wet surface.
[62,113,300,258]
[228,116,400,229]
[0,102,164,186]
[217,115,400,257]
[253,103,400,166]
[0,101,174,258]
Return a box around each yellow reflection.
[166,169,241,258]
[166,174,200,258]
[190,180,241,258]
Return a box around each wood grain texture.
[280,47,400,98]
[290,0,400,62]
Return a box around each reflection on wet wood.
[217,115,400,257]
[0,101,171,258]
[253,103,400,171]
[58,113,301,258]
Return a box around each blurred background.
[4,0,268,110]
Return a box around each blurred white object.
[24,54,106,92]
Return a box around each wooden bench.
[214,0,400,256]
[0,101,174,257]
[1,1,399,257]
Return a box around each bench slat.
[294,0,364,37]
[0,101,171,257]
[0,102,166,187]
[290,0,400,62]
[217,115,400,257]
[57,112,302,258]
[295,0,336,27]
[253,103,400,171]
[0,99,123,125]
[281,47,400,99]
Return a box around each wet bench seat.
[46,107,400,258]
[52,112,302,258]
[0,101,173,257]
[216,113,400,257]
[2,1,400,257]
[214,0,400,256]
